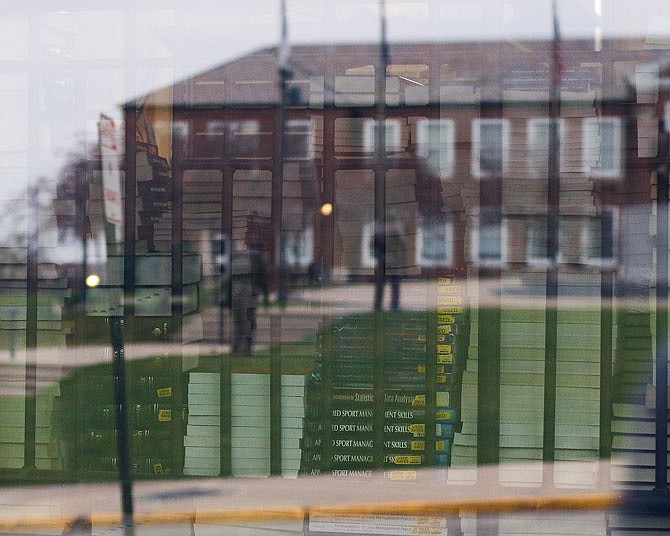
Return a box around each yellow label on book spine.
[392,455,422,465]
[158,409,172,422]
[386,470,417,480]
[411,395,425,407]
[409,424,425,435]
[157,387,172,398]
[438,307,462,314]
[411,527,443,535]
[437,354,453,364]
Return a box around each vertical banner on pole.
[99,114,124,241]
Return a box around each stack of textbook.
[553,274,602,487]
[184,372,306,477]
[610,397,670,489]
[183,372,220,476]
[231,372,271,476]
[231,373,306,477]
[497,276,546,485]
[449,274,603,487]
[447,278,479,482]
[0,383,63,470]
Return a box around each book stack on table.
[183,372,220,477]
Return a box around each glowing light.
[85,274,101,288]
[320,202,333,216]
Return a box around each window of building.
[416,220,454,267]
[472,118,509,178]
[195,119,226,157]
[363,118,402,153]
[582,117,622,178]
[285,119,314,159]
[470,212,507,264]
[284,226,314,267]
[229,120,260,158]
[361,221,376,268]
[416,119,455,178]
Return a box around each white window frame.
[582,117,622,179]
[415,220,454,267]
[471,118,509,178]
[285,119,314,159]
[284,226,314,267]
[469,215,508,266]
[527,118,566,176]
[361,222,376,268]
[417,118,455,178]
[363,118,402,153]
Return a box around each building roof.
[125,38,664,110]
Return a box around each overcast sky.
[1,0,670,198]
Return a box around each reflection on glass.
[4,4,670,534]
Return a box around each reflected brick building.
[109,36,670,487]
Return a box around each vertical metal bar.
[321,106,336,282]
[425,307,437,467]
[477,283,501,468]
[322,319,334,474]
[270,84,288,478]
[221,144,234,343]
[123,108,137,320]
[171,120,185,478]
[542,0,562,486]
[171,127,184,320]
[542,122,559,482]
[655,152,669,493]
[220,147,234,477]
[599,214,614,468]
[476,119,502,470]
[270,318,283,475]
[372,0,389,469]
[110,317,135,536]
[373,0,389,314]
[270,8,290,474]
[274,30,289,308]
[115,106,137,536]
[23,187,38,471]
[73,161,90,478]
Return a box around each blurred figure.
[374,215,407,311]
[230,241,268,354]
